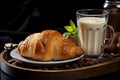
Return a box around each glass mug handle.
[104,25,114,47]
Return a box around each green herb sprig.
[63,20,78,41]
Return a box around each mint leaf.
[73,32,78,41]
[63,19,78,42]
[64,26,74,32]
[63,32,71,38]
[70,20,76,31]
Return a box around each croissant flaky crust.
[18,30,84,61]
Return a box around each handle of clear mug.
[104,25,114,47]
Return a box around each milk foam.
[80,17,105,24]
[79,17,106,29]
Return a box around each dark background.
[0,0,105,52]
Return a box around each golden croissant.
[18,30,84,61]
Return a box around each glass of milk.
[76,9,114,57]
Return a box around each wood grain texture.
[1,50,120,80]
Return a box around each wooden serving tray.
[1,50,120,80]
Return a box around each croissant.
[18,30,84,61]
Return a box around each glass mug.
[76,9,114,57]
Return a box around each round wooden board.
[1,50,120,80]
